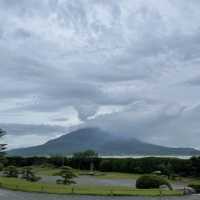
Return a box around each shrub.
[21,167,41,182]
[56,166,77,185]
[136,175,172,190]
[3,166,19,178]
[188,183,200,193]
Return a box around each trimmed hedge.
[136,175,172,190]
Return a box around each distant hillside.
[8,127,200,156]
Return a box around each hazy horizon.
[1,0,200,150]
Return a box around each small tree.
[3,166,19,178]
[56,166,77,185]
[21,167,41,182]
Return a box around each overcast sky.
[1,0,200,150]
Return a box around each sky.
[1,0,200,150]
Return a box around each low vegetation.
[21,167,41,182]
[136,175,172,190]
[0,177,182,196]
[188,182,200,193]
[56,166,77,185]
[3,166,19,178]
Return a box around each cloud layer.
[1,0,200,149]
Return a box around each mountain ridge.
[8,127,200,156]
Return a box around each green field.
[0,177,182,196]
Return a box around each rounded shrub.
[136,175,172,190]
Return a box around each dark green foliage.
[190,156,200,177]
[158,162,175,179]
[0,163,4,171]
[188,183,200,193]
[0,156,7,169]
[73,150,98,159]
[21,167,41,182]
[56,166,77,185]
[3,166,19,178]
[99,160,113,172]
[72,150,99,171]
[3,156,200,179]
[136,175,172,190]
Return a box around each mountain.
[8,127,200,156]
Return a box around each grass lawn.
[0,177,183,196]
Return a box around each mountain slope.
[8,127,200,156]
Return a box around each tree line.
[1,155,200,178]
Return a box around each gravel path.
[40,175,136,187]
[40,175,188,189]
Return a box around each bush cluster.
[136,175,172,190]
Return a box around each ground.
[0,166,199,197]
[1,189,200,200]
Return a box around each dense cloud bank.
[0,0,200,149]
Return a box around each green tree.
[3,166,19,178]
[190,156,200,177]
[56,166,77,185]
[21,167,41,182]
[159,162,174,179]
[73,150,98,172]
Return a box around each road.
[0,189,200,200]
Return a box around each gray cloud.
[0,123,69,149]
[0,123,67,136]
[0,0,200,149]
[184,76,200,86]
